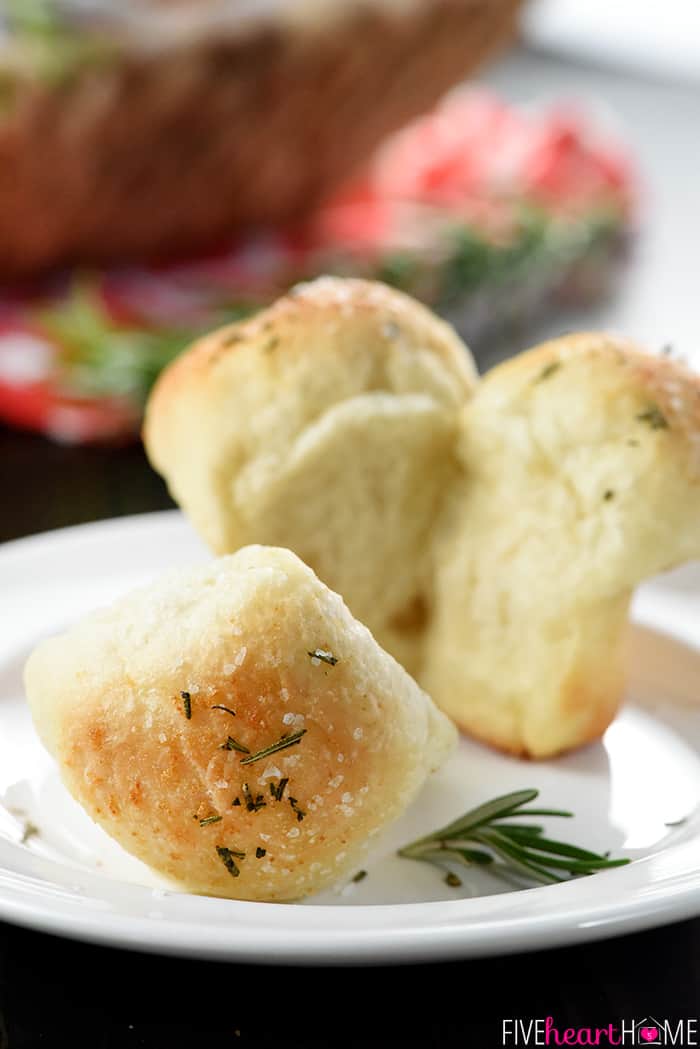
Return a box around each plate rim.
[2,509,700,964]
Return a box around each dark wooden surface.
[0,423,698,1046]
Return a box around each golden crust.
[486,333,700,479]
[24,546,456,900]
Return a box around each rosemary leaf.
[220,736,250,755]
[307,649,338,666]
[398,789,629,889]
[240,729,307,766]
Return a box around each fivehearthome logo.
[501,1017,699,1046]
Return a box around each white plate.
[1,511,700,965]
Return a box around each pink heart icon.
[639,1029,658,1043]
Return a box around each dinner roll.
[143,277,476,674]
[423,334,700,757]
[24,546,456,900]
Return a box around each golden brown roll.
[145,274,700,759]
[144,276,476,675]
[24,545,456,900]
[424,334,700,756]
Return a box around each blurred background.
[0,0,698,535]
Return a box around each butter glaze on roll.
[24,546,456,900]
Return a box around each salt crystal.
[337,753,344,763]
[282,712,296,726]
[215,780,229,789]
[223,663,236,675]
[353,727,363,741]
[339,805,354,817]
[287,827,300,838]
[258,764,281,781]
[158,733,167,744]
[341,792,353,804]
[280,687,289,701]
[235,647,247,666]
[328,774,344,790]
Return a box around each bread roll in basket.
[0,0,522,277]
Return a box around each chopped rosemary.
[199,814,223,827]
[603,489,615,501]
[533,361,561,384]
[256,847,267,858]
[232,797,241,807]
[220,736,251,755]
[269,777,289,802]
[180,690,192,719]
[20,821,38,844]
[289,797,306,822]
[445,871,462,888]
[241,782,266,812]
[637,405,669,430]
[216,845,245,878]
[211,704,237,718]
[398,789,630,886]
[352,870,367,883]
[307,649,338,667]
[240,729,307,766]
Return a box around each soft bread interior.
[144,277,476,677]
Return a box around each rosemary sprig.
[180,691,192,720]
[216,845,245,878]
[239,729,307,766]
[211,705,237,718]
[199,815,222,827]
[398,790,630,886]
[220,736,250,755]
[637,405,669,430]
[269,777,289,802]
[308,649,338,666]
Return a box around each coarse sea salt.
[258,764,281,781]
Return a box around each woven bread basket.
[0,0,522,278]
